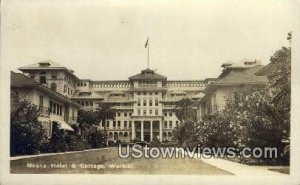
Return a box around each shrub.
[10,98,46,156]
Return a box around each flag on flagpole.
[145,38,149,48]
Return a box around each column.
[132,121,135,140]
[159,120,162,142]
[150,120,153,142]
[141,121,144,141]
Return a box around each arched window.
[51,83,57,92]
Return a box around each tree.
[173,98,198,145]
[174,98,197,122]
[173,120,196,146]
[268,45,291,139]
[198,113,236,148]
[77,109,99,138]
[77,109,107,148]
[95,103,116,145]
[10,97,46,156]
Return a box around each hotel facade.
[14,60,266,143]
[16,61,215,142]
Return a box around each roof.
[18,60,79,80]
[216,65,267,84]
[11,72,81,107]
[18,60,66,69]
[221,59,262,69]
[11,72,41,87]
[204,65,268,94]
[129,68,167,81]
[72,92,104,100]
[255,62,276,76]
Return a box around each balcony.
[162,105,175,109]
[112,105,134,110]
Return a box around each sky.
[1,0,298,80]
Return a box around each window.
[60,105,63,116]
[107,121,109,128]
[143,92,146,95]
[50,83,57,92]
[50,101,53,112]
[169,121,172,128]
[137,109,141,115]
[155,92,158,95]
[56,105,59,115]
[64,85,67,93]
[137,92,141,95]
[113,121,116,128]
[39,95,44,107]
[117,121,121,128]
[164,121,168,128]
[40,76,46,84]
[169,112,172,117]
[51,72,57,79]
[143,99,147,106]
[124,113,127,117]
[129,121,132,128]
[124,121,127,128]
[155,109,158,115]
[52,103,56,114]
[139,81,157,87]
[155,99,159,106]
[143,110,147,116]
[149,99,153,106]
[117,112,121,117]
[137,99,141,106]
[149,110,153,115]
[164,112,167,117]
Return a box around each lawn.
[11,147,232,175]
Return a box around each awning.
[51,119,74,131]
[58,120,74,131]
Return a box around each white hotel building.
[17,61,214,142]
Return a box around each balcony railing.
[113,106,134,110]
[162,105,175,109]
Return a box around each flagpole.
[147,42,150,68]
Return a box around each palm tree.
[95,102,116,146]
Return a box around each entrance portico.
[131,119,163,142]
